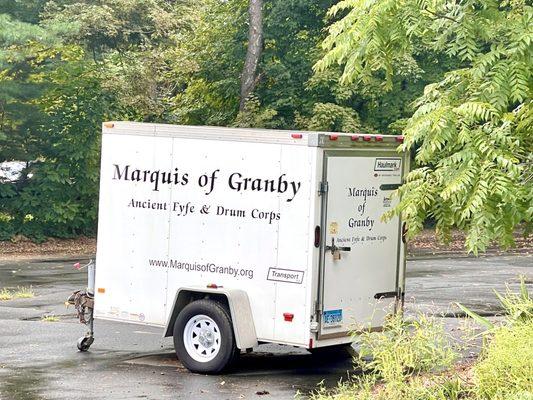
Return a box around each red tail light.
[283,313,294,322]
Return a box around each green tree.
[167,0,426,132]
[0,0,183,239]
[317,0,532,253]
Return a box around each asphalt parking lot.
[0,254,531,399]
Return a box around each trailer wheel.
[77,335,94,352]
[173,299,238,374]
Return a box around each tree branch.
[422,8,459,23]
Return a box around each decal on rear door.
[374,158,401,172]
[267,268,304,284]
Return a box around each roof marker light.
[375,135,383,142]
[291,133,303,139]
[329,134,339,141]
[363,135,372,142]
[103,122,114,128]
[396,135,404,143]
[351,135,359,141]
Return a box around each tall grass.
[473,277,533,399]
[356,313,458,388]
[310,277,533,400]
[0,286,35,300]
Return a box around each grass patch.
[0,286,35,300]
[14,286,35,298]
[41,314,60,322]
[310,278,533,400]
[0,288,13,300]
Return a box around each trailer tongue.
[70,122,408,373]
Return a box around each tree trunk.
[239,0,263,111]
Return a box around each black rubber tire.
[77,336,93,352]
[173,299,238,374]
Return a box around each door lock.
[325,238,351,260]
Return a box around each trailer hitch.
[325,238,351,260]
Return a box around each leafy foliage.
[1,0,530,250]
[317,0,532,253]
[311,280,533,400]
[0,0,181,239]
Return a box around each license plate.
[323,309,342,327]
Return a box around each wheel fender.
[163,287,258,350]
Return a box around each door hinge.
[374,291,398,299]
[314,300,323,314]
[318,181,328,196]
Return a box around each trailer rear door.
[318,151,404,338]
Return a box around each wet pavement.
[0,254,531,399]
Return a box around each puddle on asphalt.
[0,367,47,400]
[0,261,85,288]
[20,314,77,322]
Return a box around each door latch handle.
[325,238,351,255]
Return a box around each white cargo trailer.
[77,121,409,373]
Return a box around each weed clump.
[310,277,533,400]
[357,313,458,388]
[0,288,13,300]
[473,278,533,399]
[474,320,533,399]
[0,286,35,300]
[41,314,60,322]
[14,286,35,298]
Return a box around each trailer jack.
[67,260,95,352]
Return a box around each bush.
[356,313,458,387]
[474,278,533,399]
[474,320,533,399]
[310,312,461,400]
[310,277,533,400]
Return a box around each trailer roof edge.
[102,121,405,149]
